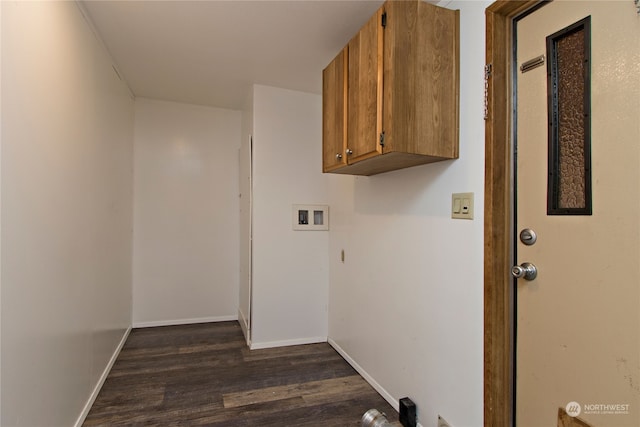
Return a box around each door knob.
[336,153,343,160]
[346,148,353,155]
[512,262,537,281]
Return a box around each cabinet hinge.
[381,12,387,28]
[379,131,385,147]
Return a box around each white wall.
[1,2,134,425]
[0,2,4,421]
[250,85,329,348]
[133,98,241,326]
[327,2,489,426]
[238,90,254,342]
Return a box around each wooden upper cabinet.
[322,0,460,176]
[322,47,348,172]
[383,1,459,160]
[347,7,384,165]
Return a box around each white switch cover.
[452,198,461,214]
[451,192,474,220]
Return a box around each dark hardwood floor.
[83,322,398,426]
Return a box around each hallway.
[84,322,397,426]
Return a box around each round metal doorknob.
[336,153,343,160]
[512,262,538,281]
[346,148,353,155]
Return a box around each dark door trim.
[484,1,541,425]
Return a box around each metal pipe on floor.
[362,409,393,427]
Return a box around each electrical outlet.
[438,415,452,427]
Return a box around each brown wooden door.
[322,47,348,173]
[515,2,640,426]
[347,6,384,164]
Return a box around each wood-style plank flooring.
[84,322,398,426]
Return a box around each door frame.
[484,1,541,425]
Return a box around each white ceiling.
[81,0,387,110]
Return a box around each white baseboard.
[74,326,131,427]
[328,338,400,412]
[327,340,426,427]
[133,315,237,329]
[250,336,327,350]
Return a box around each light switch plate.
[451,192,474,220]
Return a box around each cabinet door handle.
[346,149,353,155]
[336,153,343,160]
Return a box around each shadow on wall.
[353,159,457,216]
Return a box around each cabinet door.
[347,6,384,164]
[322,47,348,172]
[383,0,459,159]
